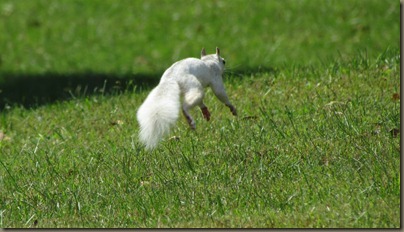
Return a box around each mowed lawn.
[0,0,400,228]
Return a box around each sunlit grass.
[0,0,400,228]
[0,48,400,228]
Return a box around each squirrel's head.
[201,47,226,74]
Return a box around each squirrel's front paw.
[189,122,196,130]
[229,106,237,116]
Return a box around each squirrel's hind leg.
[182,108,196,129]
[200,105,211,121]
[182,88,205,129]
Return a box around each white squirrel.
[136,47,237,150]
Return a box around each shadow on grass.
[0,71,160,110]
[0,66,277,110]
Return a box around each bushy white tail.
[136,81,181,150]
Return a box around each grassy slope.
[0,0,400,228]
[0,0,399,72]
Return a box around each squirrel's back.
[160,57,212,87]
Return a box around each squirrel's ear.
[201,48,206,57]
[216,47,220,56]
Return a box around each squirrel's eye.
[222,60,226,65]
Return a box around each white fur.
[136,48,237,150]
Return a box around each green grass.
[0,0,400,228]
